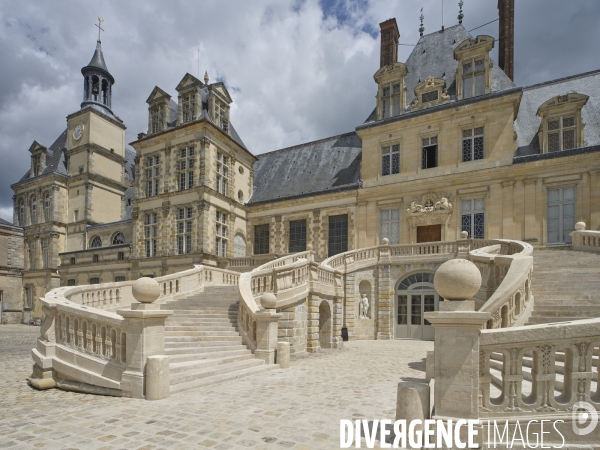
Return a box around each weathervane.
[95,17,104,42]
[458,1,464,24]
[419,8,425,36]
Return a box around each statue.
[359,294,370,319]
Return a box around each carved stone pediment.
[406,193,453,227]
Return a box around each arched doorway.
[395,272,440,340]
[234,233,246,257]
[319,301,332,349]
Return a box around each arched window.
[234,233,246,257]
[30,196,37,224]
[43,192,51,222]
[18,199,25,226]
[90,236,102,248]
[112,232,125,245]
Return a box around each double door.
[395,291,438,340]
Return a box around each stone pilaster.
[523,179,538,243]
[306,293,320,353]
[344,272,357,339]
[197,201,211,254]
[274,215,282,253]
[332,297,343,348]
[84,184,93,221]
[501,180,515,238]
[312,209,322,258]
[377,245,392,340]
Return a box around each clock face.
[73,123,84,141]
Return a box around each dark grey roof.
[0,217,13,226]
[122,186,135,220]
[249,132,362,204]
[82,40,113,81]
[124,148,136,181]
[17,129,68,183]
[515,70,600,156]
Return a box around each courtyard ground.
[0,325,432,449]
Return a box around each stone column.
[376,240,392,340]
[344,271,356,340]
[117,278,172,399]
[306,293,320,352]
[254,293,282,364]
[523,179,537,243]
[424,259,490,420]
[501,180,515,238]
[332,297,343,348]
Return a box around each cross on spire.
[419,8,425,36]
[458,1,464,25]
[95,17,104,42]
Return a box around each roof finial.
[458,1,464,25]
[95,17,104,42]
[419,8,425,36]
[204,71,209,84]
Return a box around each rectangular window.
[461,198,485,239]
[178,147,195,190]
[25,287,34,309]
[547,116,576,152]
[44,194,51,222]
[462,127,484,162]
[42,239,49,269]
[215,210,228,257]
[289,220,307,253]
[254,224,270,255]
[547,186,576,244]
[215,100,228,131]
[421,136,438,169]
[216,152,229,196]
[117,251,124,261]
[380,84,401,119]
[177,207,193,255]
[381,144,400,176]
[115,276,126,283]
[74,210,79,222]
[145,213,158,257]
[380,209,400,244]
[421,90,439,103]
[462,58,485,99]
[182,93,195,123]
[328,214,348,257]
[67,279,76,286]
[92,254,99,263]
[28,241,36,270]
[146,156,160,197]
[70,257,76,265]
[90,277,100,285]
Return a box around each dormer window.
[462,58,486,99]
[381,83,402,119]
[412,77,448,111]
[215,99,228,131]
[421,90,439,104]
[151,106,163,133]
[374,62,407,120]
[536,93,588,153]
[32,156,41,177]
[182,93,196,123]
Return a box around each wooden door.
[417,224,442,243]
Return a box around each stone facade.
[0,221,24,324]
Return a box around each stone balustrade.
[571,222,600,253]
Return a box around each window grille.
[380,209,400,244]
[380,83,401,119]
[462,58,485,99]
[462,127,484,162]
[421,136,438,169]
[382,144,400,176]
[328,214,348,257]
[177,207,193,255]
[461,198,485,239]
[151,105,163,133]
[215,100,228,131]
[216,210,228,257]
[30,197,37,224]
[146,156,160,197]
[216,152,228,196]
[43,192,51,222]
[182,93,196,123]
[90,277,100,285]
[547,116,576,152]
[421,90,439,103]
[254,224,270,255]
[289,220,307,253]
[90,236,102,248]
[178,147,195,190]
[112,233,125,245]
[145,213,158,257]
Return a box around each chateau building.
[4,2,600,325]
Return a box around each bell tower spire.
[81,18,115,114]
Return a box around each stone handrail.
[478,318,600,416]
[237,249,342,360]
[571,223,600,253]
[62,265,241,311]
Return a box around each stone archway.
[319,301,332,349]
[234,233,246,257]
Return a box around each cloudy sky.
[1,0,600,221]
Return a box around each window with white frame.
[42,239,49,269]
[151,105,163,133]
[215,99,228,132]
[216,152,228,196]
[462,127,484,162]
[380,209,400,244]
[43,192,51,222]
[462,58,485,99]
[145,212,158,257]
[382,144,400,176]
[178,147,195,190]
[421,136,438,169]
[182,93,196,123]
[547,116,576,152]
[380,83,401,119]
[177,207,193,255]
[18,200,25,226]
[461,198,485,239]
[146,156,160,197]
[215,210,228,257]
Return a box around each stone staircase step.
[169,358,266,386]
[169,353,255,374]
[170,364,279,394]
[164,340,245,349]
[164,345,245,355]
[164,330,240,337]
[167,349,251,363]
[164,335,243,342]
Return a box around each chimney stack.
[379,18,399,68]
[497,0,515,81]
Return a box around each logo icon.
[572,401,598,436]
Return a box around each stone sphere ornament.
[260,292,277,309]
[132,277,161,303]
[575,222,586,231]
[460,230,468,239]
[382,238,389,245]
[434,259,482,301]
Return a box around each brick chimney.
[498,0,515,81]
[379,18,399,68]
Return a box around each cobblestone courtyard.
[0,325,432,449]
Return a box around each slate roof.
[364,24,515,123]
[82,40,113,81]
[514,69,600,156]
[249,132,362,205]
[16,129,68,184]
[0,217,13,227]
